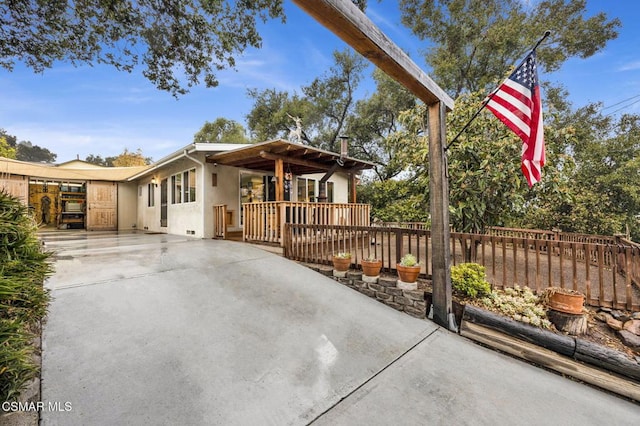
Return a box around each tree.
[1,1,369,97]
[0,129,57,163]
[246,49,367,152]
[522,97,640,240]
[1,1,286,96]
[347,69,417,180]
[0,135,16,159]
[301,49,368,152]
[85,154,117,167]
[399,0,620,97]
[194,118,249,143]
[15,141,57,163]
[111,148,151,167]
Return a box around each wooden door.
[86,181,117,231]
[0,176,28,203]
[160,178,168,227]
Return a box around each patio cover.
[205,139,375,175]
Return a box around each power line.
[601,93,640,110]
[604,98,640,117]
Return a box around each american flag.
[486,51,545,187]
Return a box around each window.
[327,182,334,203]
[172,174,182,204]
[147,183,155,207]
[296,178,316,202]
[297,178,306,201]
[188,169,196,202]
[171,168,196,204]
[307,179,316,202]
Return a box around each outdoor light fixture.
[151,177,158,187]
[271,176,277,183]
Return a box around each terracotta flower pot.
[547,291,585,314]
[361,259,382,277]
[397,264,421,283]
[332,256,351,272]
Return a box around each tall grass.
[0,190,52,402]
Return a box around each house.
[0,139,374,242]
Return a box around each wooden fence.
[212,204,227,239]
[243,202,370,246]
[283,224,640,311]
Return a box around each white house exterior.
[128,141,360,239]
[1,139,373,240]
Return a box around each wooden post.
[350,174,357,203]
[428,101,456,330]
[275,158,284,201]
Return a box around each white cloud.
[618,61,640,72]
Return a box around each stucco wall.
[137,156,206,237]
[117,182,138,231]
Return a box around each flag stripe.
[485,52,545,187]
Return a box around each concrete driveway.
[40,232,639,425]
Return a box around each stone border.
[308,265,430,319]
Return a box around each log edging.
[462,304,640,399]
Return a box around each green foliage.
[357,179,429,223]
[15,141,57,163]
[400,253,419,267]
[0,319,39,401]
[85,154,116,167]
[399,0,620,97]
[480,286,552,329]
[450,263,491,298]
[111,148,151,166]
[334,252,351,259]
[0,135,16,159]
[194,118,249,143]
[1,0,286,96]
[0,190,52,402]
[348,69,417,180]
[247,49,367,152]
[1,129,56,163]
[521,96,640,240]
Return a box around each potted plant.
[361,256,382,278]
[397,253,421,283]
[332,252,352,272]
[541,287,585,315]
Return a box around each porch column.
[350,174,357,203]
[275,158,284,201]
[428,101,455,331]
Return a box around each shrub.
[399,253,419,267]
[334,252,351,259]
[480,285,552,329]
[450,263,491,298]
[0,190,52,402]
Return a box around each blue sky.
[1,0,639,163]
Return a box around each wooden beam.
[350,173,357,203]
[260,151,334,172]
[275,158,284,201]
[292,0,454,110]
[429,101,455,330]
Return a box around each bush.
[0,190,51,402]
[480,286,552,329]
[450,263,491,298]
[400,253,419,267]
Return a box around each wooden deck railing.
[213,204,227,239]
[283,224,640,311]
[243,202,371,246]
